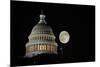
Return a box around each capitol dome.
[25,13,58,57]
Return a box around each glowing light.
[59,31,70,44]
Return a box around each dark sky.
[11,1,95,66]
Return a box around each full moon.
[59,31,70,44]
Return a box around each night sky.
[11,1,95,66]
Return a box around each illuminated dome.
[25,13,58,57]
